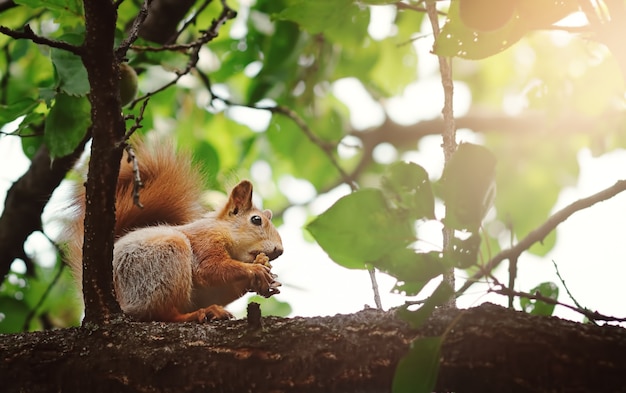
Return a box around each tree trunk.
[1,303,624,393]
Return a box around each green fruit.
[459,0,518,32]
[118,63,138,107]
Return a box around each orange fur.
[64,142,283,322]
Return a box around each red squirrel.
[65,142,283,322]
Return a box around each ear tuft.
[222,180,253,217]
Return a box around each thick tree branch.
[356,110,625,153]
[0,303,624,392]
[0,139,88,280]
[80,0,125,324]
[459,179,626,294]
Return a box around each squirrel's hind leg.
[113,226,194,321]
[169,305,233,322]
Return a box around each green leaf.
[15,0,81,14]
[398,281,454,329]
[382,161,435,220]
[376,248,446,296]
[248,21,303,103]
[438,143,496,232]
[393,337,442,393]
[369,37,417,96]
[519,281,559,316]
[50,34,89,96]
[0,296,30,334]
[0,98,39,124]
[435,0,522,59]
[21,134,45,159]
[15,0,84,25]
[489,132,577,256]
[191,141,220,190]
[276,0,355,35]
[436,0,578,59]
[44,93,90,158]
[360,0,397,4]
[306,189,414,269]
[324,3,370,47]
[266,115,339,189]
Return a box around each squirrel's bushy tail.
[64,142,205,289]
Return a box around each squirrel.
[64,142,284,322]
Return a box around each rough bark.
[80,0,125,322]
[1,303,624,393]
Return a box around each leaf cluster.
[307,143,495,300]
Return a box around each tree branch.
[459,179,626,294]
[129,1,236,109]
[80,0,125,324]
[489,285,626,324]
[115,0,152,60]
[0,139,88,281]
[0,25,81,55]
[1,303,625,392]
[427,0,457,308]
[356,110,625,152]
[196,70,358,191]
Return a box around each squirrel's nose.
[267,247,283,261]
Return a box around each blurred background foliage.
[1,0,625,333]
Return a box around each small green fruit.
[118,63,138,107]
[459,0,518,32]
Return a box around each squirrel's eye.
[250,215,262,226]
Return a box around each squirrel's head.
[219,180,284,263]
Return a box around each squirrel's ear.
[223,180,253,216]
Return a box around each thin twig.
[195,69,358,191]
[0,25,81,55]
[551,259,589,317]
[427,0,457,308]
[129,0,236,109]
[490,285,625,324]
[166,0,214,45]
[124,143,144,209]
[459,179,626,294]
[115,0,152,60]
[396,2,447,16]
[123,97,150,141]
[507,255,517,309]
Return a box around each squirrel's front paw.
[248,263,281,298]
